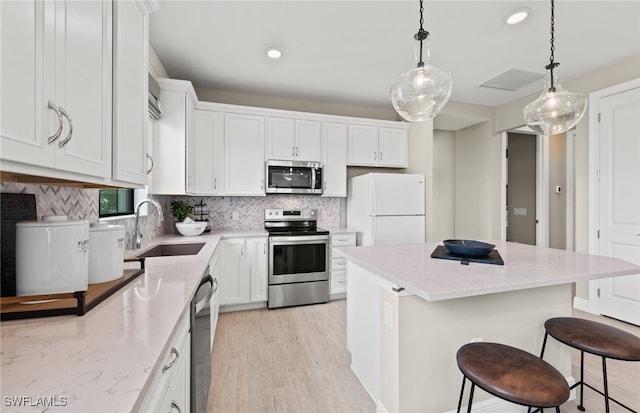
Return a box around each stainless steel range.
[265,209,329,309]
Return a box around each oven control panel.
[265,209,316,221]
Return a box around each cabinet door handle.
[295,146,298,157]
[214,178,217,190]
[323,181,326,191]
[292,146,295,157]
[57,107,73,148]
[263,244,266,254]
[47,101,63,144]
[379,152,382,161]
[170,401,181,413]
[373,151,377,160]
[162,347,179,373]
[212,277,218,293]
[260,179,264,190]
[241,245,244,256]
[146,153,154,175]
[337,280,347,284]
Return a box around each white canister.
[88,222,125,284]
[16,215,89,296]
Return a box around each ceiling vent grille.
[479,68,544,91]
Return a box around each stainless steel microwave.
[266,160,323,194]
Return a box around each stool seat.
[457,342,569,408]
[545,317,640,361]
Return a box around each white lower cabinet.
[219,236,268,307]
[330,233,356,295]
[139,310,190,413]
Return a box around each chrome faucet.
[133,199,164,249]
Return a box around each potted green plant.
[170,200,193,222]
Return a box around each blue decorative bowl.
[443,239,495,257]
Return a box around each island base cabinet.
[347,262,574,413]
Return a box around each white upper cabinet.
[378,127,408,167]
[348,123,408,167]
[112,0,150,185]
[1,0,112,179]
[266,117,321,161]
[150,79,197,195]
[321,122,348,197]
[192,109,224,195]
[224,113,265,196]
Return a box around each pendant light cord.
[546,0,559,91]
[414,0,429,68]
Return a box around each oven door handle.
[269,235,329,243]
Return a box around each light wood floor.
[207,302,639,413]
[207,300,375,413]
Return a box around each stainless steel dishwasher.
[191,268,214,413]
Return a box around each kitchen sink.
[135,242,205,258]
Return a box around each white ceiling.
[149,1,640,110]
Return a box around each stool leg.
[578,351,585,411]
[556,407,561,413]
[466,383,475,413]
[540,331,549,358]
[457,376,466,413]
[602,357,610,413]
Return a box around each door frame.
[501,127,575,249]
[585,77,640,314]
[502,127,547,246]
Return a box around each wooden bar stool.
[541,317,640,413]
[456,342,570,412]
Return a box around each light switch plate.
[514,208,527,216]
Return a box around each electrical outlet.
[470,337,483,343]
[232,211,239,221]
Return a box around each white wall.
[432,130,455,240]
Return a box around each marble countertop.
[1,233,222,413]
[335,240,640,302]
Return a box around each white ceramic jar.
[89,222,125,284]
[16,215,89,296]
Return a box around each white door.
[368,216,426,246]
[370,174,425,216]
[598,86,640,325]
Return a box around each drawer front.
[331,233,356,247]
[331,270,348,293]
[331,257,348,271]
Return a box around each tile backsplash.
[157,194,342,234]
[1,182,344,247]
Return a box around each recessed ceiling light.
[266,48,283,60]
[505,8,530,25]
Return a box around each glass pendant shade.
[523,68,587,135]
[391,40,453,122]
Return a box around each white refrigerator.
[347,173,425,246]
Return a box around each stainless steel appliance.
[265,209,329,308]
[266,160,323,195]
[191,268,214,413]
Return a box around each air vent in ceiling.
[479,68,544,91]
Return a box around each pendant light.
[523,0,587,135]
[390,0,453,122]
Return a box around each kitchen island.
[335,241,640,413]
